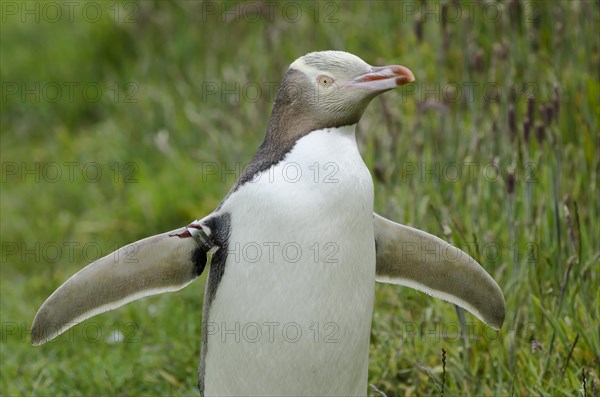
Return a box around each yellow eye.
[317,75,334,87]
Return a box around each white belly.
[204,125,375,396]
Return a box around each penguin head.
[267,51,414,141]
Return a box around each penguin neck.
[263,72,321,149]
[226,122,359,202]
[263,68,363,149]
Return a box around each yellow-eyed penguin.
[31,51,505,396]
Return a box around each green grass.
[1,1,599,396]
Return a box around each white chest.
[204,125,376,396]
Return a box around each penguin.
[31,51,505,396]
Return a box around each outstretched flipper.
[373,213,505,330]
[31,223,214,346]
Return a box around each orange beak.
[346,65,415,91]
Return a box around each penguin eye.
[317,75,334,87]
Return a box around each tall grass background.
[1,1,598,396]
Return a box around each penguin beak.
[347,65,415,92]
